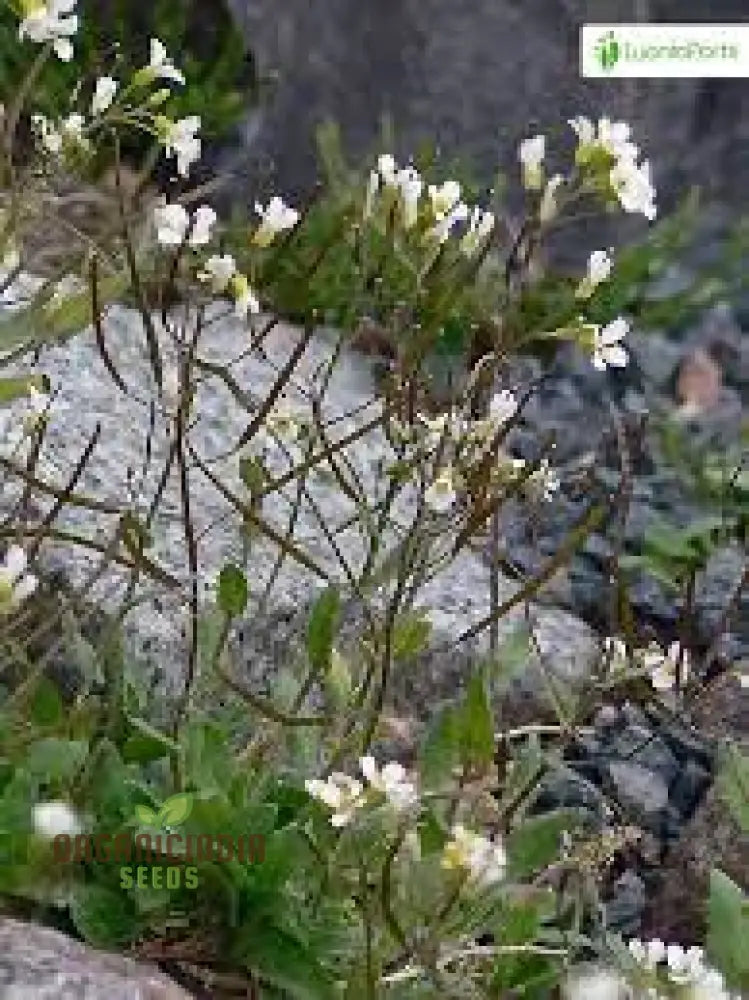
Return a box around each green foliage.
[716,745,749,833]
[707,869,749,993]
[0,0,257,157]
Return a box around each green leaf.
[306,587,340,673]
[419,704,460,791]
[0,375,47,406]
[392,611,432,660]
[716,745,749,833]
[125,717,180,759]
[217,563,249,617]
[157,793,193,828]
[29,678,63,728]
[239,455,266,495]
[458,672,494,772]
[488,623,532,689]
[707,869,749,992]
[70,884,140,950]
[122,733,173,764]
[26,739,88,781]
[506,809,582,878]
[323,646,352,710]
[238,923,333,1000]
[134,803,158,826]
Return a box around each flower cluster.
[18,0,77,62]
[305,756,418,827]
[569,116,657,221]
[364,155,495,255]
[628,939,737,1000]
[415,389,560,513]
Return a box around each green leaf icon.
[157,793,193,828]
[134,804,158,826]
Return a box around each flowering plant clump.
[1,3,748,998]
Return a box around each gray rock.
[0,305,597,713]
[0,918,189,999]
[603,870,647,936]
[607,761,669,816]
[628,332,683,390]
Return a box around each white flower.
[597,117,639,160]
[430,200,469,244]
[603,636,629,673]
[31,113,62,154]
[592,317,629,371]
[377,153,398,185]
[230,273,260,319]
[539,173,565,223]
[568,116,597,148]
[197,254,237,294]
[425,466,457,513]
[488,389,519,427]
[610,155,657,221]
[360,756,418,812]
[252,196,300,247]
[665,944,705,985]
[61,112,88,148]
[628,937,666,970]
[372,156,424,229]
[688,967,735,1000]
[576,250,613,299]
[563,966,627,1000]
[153,202,215,248]
[91,75,118,115]
[18,0,78,61]
[428,180,462,220]
[0,545,38,609]
[642,641,689,692]
[568,116,637,161]
[305,773,366,828]
[153,203,188,246]
[33,800,82,838]
[518,134,545,190]
[460,206,494,255]
[441,824,507,888]
[149,38,185,85]
[418,411,467,450]
[189,205,216,247]
[396,166,423,229]
[160,115,201,177]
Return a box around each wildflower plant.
[1,4,747,998]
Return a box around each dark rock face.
[222,0,749,223]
